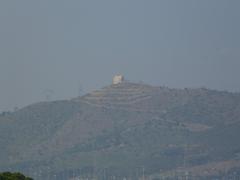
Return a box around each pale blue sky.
[0,0,240,111]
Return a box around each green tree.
[0,172,33,180]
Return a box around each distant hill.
[1,82,240,179]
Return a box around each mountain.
[1,82,240,179]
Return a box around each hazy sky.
[0,0,240,111]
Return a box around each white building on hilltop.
[112,75,124,85]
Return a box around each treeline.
[0,172,33,180]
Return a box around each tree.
[0,172,33,180]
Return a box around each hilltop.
[1,81,240,179]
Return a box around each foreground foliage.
[0,172,33,180]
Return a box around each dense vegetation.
[0,172,33,180]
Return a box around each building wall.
[113,75,124,85]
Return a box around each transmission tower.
[44,89,54,101]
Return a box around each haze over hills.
[1,79,240,179]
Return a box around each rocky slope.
[1,82,240,179]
